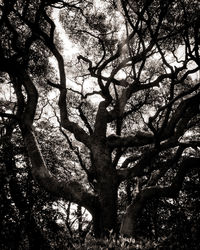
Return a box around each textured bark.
[91,141,119,236]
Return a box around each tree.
[0,0,200,241]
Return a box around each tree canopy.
[0,0,200,248]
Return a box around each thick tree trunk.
[96,184,118,236]
[93,184,118,237]
[91,142,119,237]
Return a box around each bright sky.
[51,8,79,60]
[49,8,104,106]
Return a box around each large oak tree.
[0,0,200,238]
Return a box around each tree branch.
[107,131,154,148]
[120,157,200,236]
[22,128,98,215]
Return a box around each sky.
[49,7,103,105]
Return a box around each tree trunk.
[93,185,118,237]
[91,143,119,237]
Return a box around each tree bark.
[91,142,119,237]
